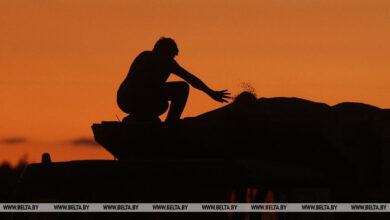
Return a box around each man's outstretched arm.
[173,63,231,103]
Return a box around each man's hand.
[209,89,231,103]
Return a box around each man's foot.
[122,115,161,124]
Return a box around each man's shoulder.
[136,50,153,59]
[133,51,153,64]
[138,50,153,57]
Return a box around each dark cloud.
[70,138,99,147]
[1,137,27,144]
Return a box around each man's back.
[116,50,177,116]
[121,51,176,91]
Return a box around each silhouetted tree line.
[0,158,28,202]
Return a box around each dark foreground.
[4,93,390,219]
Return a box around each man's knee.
[169,81,189,95]
[177,81,189,95]
[165,81,190,100]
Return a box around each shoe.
[122,115,161,124]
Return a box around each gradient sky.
[1,0,390,165]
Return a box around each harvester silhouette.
[13,92,390,220]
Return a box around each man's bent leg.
[164,81,189,122]
[120,91,169,123]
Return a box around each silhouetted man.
[117,37,230,122]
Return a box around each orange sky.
[1,0,390,166]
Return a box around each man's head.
[153,37,179,59]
